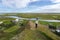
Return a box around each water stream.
[7,16,60,22]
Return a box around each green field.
[2,13,60,19]
[0,13,60,40]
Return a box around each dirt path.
[27,21,36,30]
[27,21,48,30]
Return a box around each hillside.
[0,21,60,40]
[10,21,60,40]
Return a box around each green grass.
[0,20,60,40]
[4,25,19,32]
[1,13,60,19]
[37,24,60,40]
[16,13,60,20]
[39,21,60,27]
[0,25,23,40]
[18,29,49,40]
[0,14,60,40]
[0,18,15,21]
[0,20,28,40]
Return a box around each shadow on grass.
[37,30,53,40]
[1,25,26,40]
[53,31,60,36]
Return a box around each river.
[7,16,60,22]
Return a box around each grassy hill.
[0,19,60,40]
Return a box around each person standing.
[35,18,39,28]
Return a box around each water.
[40,20,60,22]
[6,16,20,18]
[7,16,60,22]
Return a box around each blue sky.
[0,0,60,13]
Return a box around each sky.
[0,0,60,13]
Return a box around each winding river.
[7,16,60,22]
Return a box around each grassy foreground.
[0,13,60,40]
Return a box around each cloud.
[0,0,60,13]
[31,3,60,13]
[2,0,39,8]
[51,0,60,3]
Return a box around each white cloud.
[32,3,60,13]
[31,0,38,2]
[51,0,60,3]
[1,0,60,13]
[2,0,39,8]
[33,0,60,13]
